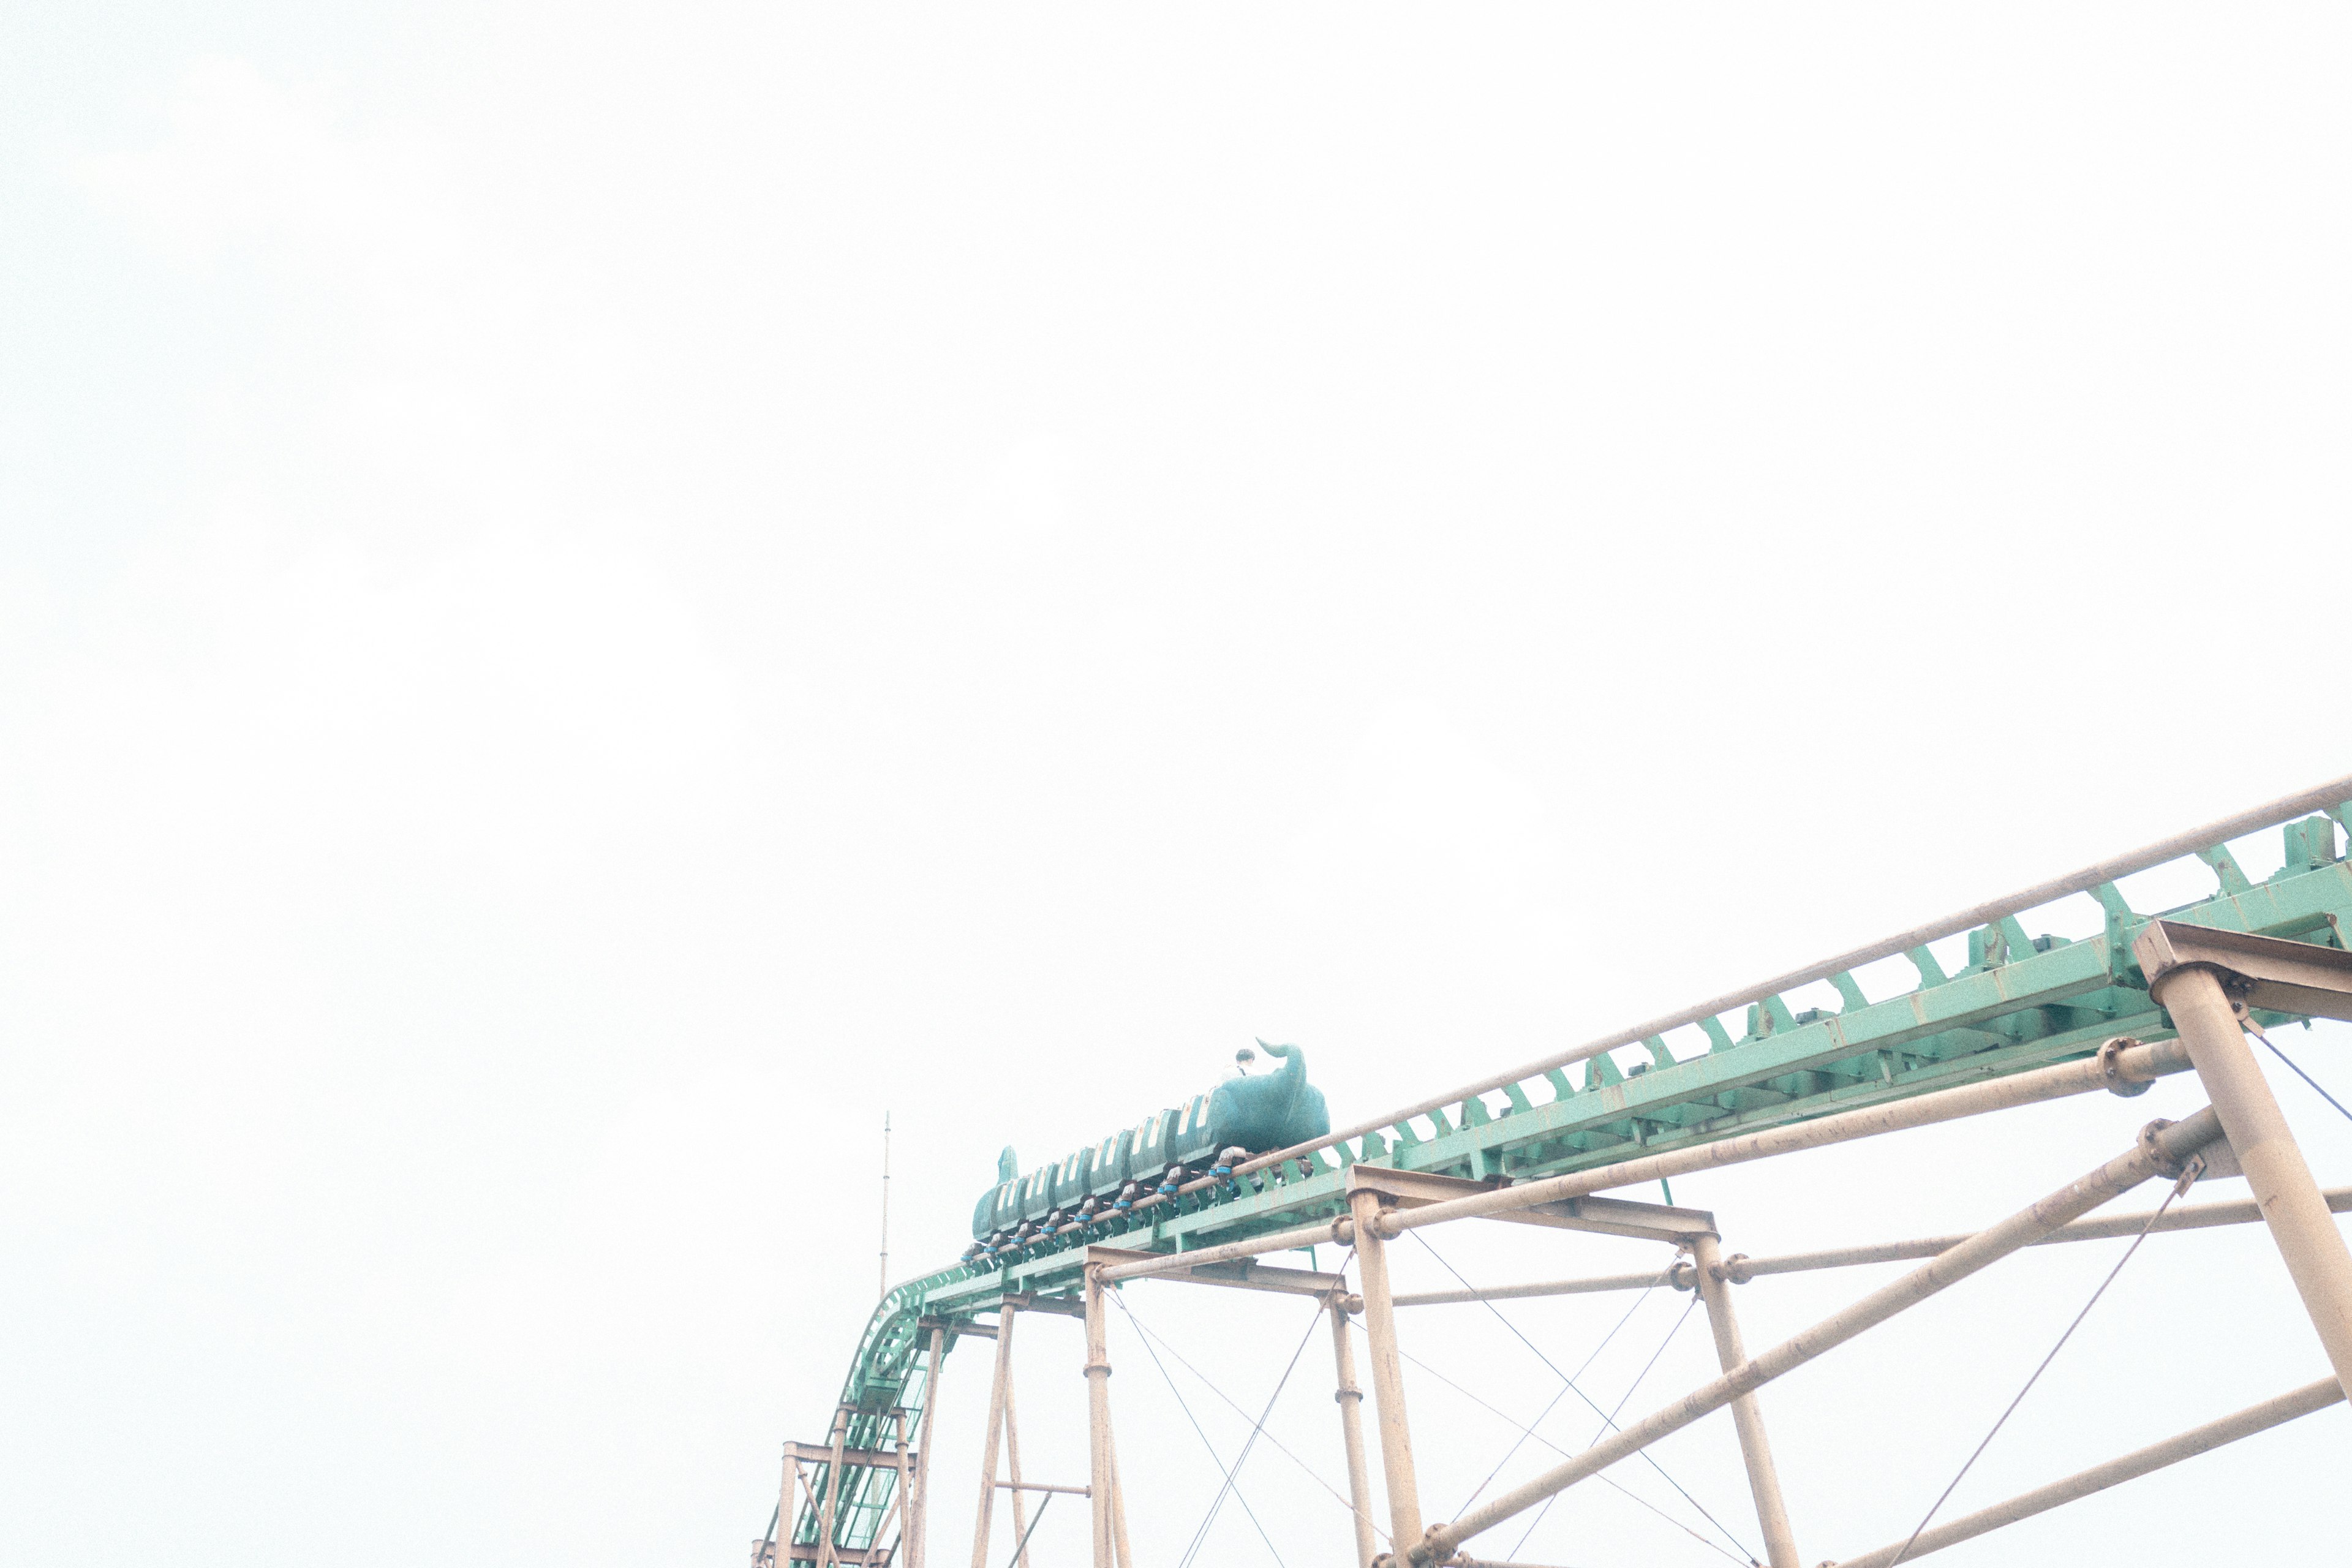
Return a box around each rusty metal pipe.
[1409,1107,2225,1566]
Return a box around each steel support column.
[1689,1232,1800,1568]
[816,1406,849,1568]
[1106,1422,1133,1568]
[1001,1359,1033,1568]
[1327,1289,1379,1567]
[2155,962,2352,1397]
[909,1327,946,1568]
[1351,1189,1424,1562]
[968,1305,1017,1568]
[1084,1265,1117,1568]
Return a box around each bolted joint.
[2096,1035,2155,1098]
[2138,1115,2194,1180]
[1333,1387,1362,1405]
[1719,1251,1753,1285]
[1667,1258,1698,1292]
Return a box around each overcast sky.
[4,7,2350,1567]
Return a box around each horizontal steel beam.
[2137,919,2352,1021]
[1227,773,2352,1185]
[780,1442,913,1469]
[1083,1245,1349,1297]
[1406,1107,2226,1566]
[1826,1376,2345,1567]
[1095,1219,1344,1283]
[1392,1186,2352,1305]
[1348,1164,1715,1243]
[1373,1039,2190,1243]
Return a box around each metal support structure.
[968,1305,1017,1568]
[1827,1376,2346,1567]
[774,1457,799,1568]
[2141,927,2352,1399]
[890,1413,913,1565]
[816,1406,850,1568]
[756,786,2352,1568]
[1001,1359,1033,1568]
[1412,1107,2226,1565]
[1393,1186,2352,1305]
[1106,1422,1133,1568]
[908,1327,946,1568]
[1351,1188,1425,1559]
[1689,1232,1801,1568]
[1098,1038,2193,1289]
[1084,1265,1117,1568]
[1327,1288,1379,1567]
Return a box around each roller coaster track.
[763,778,2352,1566]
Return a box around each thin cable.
[2244,1017,2352,1126]
[1456,1281,1664,1514]
[1110,1289,1289,1564]
[1506,1295,1709,1562]
[1390,1336,1751,1567]
[1413,1231,1758,1564]
[1121,1298,1387,1543]
[1885,1172,2192,1567]
[1172,1303,1320,1568]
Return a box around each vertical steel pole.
[1084,1265,1117,1568]
[1106,1422,1134,1568]
[776,1455,798,1568]
[1349,1189,1425,1557]
[1001,1361,1033,1568]
[816,1407,850,1568]
[2163,967,2352,1395]
[910,1327,946,1568]
[1689,1232,1801,1568]
[1327,1289,1379,1567]
[891,1411,913,1567]
[969,1308,1018,1568]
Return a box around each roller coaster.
[750,775,2352,1568]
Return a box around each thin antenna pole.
[880,1112,892,1302]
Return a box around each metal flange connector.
[2096,1035,2154,1098]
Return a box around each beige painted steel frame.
[1397,1108,2228,1564]
[945,1003,2350,1568]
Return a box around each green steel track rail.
[774,792,2352,1566]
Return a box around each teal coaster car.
[963,1042,1330,1264]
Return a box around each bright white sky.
[4,7,2350,1567]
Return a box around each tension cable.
[1112,1289,1290,1564]
[1886,1162,2196,1566]
[1172,1299,1324,1568]
[1120,1292,1387,1544]
[1412,1231,1760,1565]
